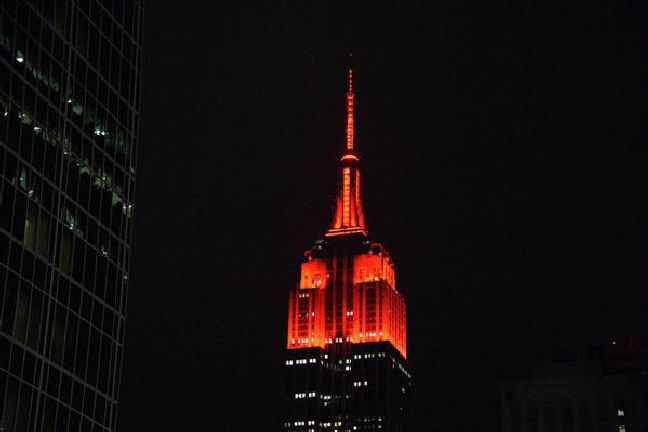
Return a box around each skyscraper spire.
[326,65,367,237]
[346,67,354,151]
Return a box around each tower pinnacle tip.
[327,65,366,237]
[346,67,355,151]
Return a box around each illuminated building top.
[286,68,407,358]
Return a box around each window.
[12,285,30,343]
[23,202,50,256]
[59,228,73,274]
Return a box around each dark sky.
[119,2,648,431]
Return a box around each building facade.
[501,342,648,432]
[284,70,411,432]
[0,1,143,430]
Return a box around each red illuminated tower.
[284,68,411,432]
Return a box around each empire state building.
[284,69,411,432]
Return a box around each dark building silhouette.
[501,340,648,432]
[0,1,143,430]
[284,69,411,432]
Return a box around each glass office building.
[0,1,143,430]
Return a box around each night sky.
[118,2,648,431]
